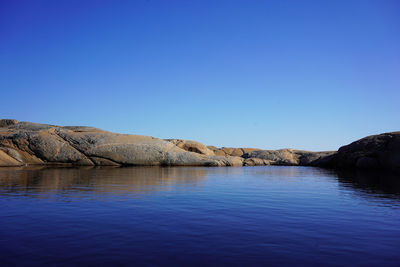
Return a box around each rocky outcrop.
[0,120,241,167]
[0,119,18,128]
[1,119,399,171]
[331,132,400,172]
[242,149,336,166]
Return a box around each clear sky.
[1,0,399,151]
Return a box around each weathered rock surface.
[209,155,244,166]
[0,120,237,167]
[0,119,18,128]
[243,158,274,166]
[0,149,22,166]
[331,132,400,172]
[1,119,399,171]
[166,139,215,156]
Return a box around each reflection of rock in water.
[336,169,400,199]
[2,166,400,201]
[0,166,208,197]
[250,166,338,179]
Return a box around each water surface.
[0,166,399,266]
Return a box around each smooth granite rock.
[1,119,398,171]
[0,121,231,166]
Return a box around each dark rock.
[333,132,400,172]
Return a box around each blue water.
[0,166,399,266]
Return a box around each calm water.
[0,166,399,266]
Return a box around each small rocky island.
[0,119,399,172]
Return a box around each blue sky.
[1,0,399,151]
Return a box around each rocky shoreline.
[0,119,399,172]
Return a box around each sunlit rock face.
[0,120,235,167]
[1,119,398,171]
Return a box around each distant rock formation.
[242,149,336,166]
[207,146,259,157]
[0,119,399,172]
